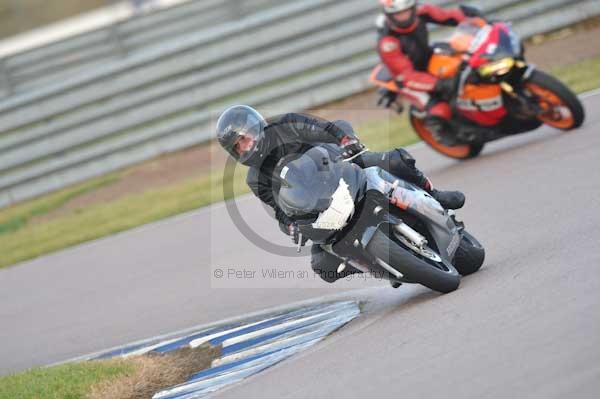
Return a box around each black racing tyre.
[465,142,484,158]
[525,70,585,130]
[367,230,460,293]
[452,230,485,276]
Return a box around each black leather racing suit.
[246,113,432,283]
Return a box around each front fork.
[500,63,541,118]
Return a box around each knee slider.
[392,148,416,168]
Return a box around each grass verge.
[0,344,219,399]
[0,173,120,236]
[0,55,599,269]
[0,1,106,39]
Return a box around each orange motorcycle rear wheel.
[410,114,484,160]
[524,70,584,130]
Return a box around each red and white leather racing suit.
[377,3,466,121]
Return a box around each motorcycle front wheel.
[366,230,460,293]
[452,230,485,276]
[524,70,585,130]
[410,108,484,159]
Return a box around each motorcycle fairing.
[362,167,461,261]
[457,83,507,126]
[311,178,355,231]
[278,146,366,244]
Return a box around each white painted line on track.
[51,294,373,367]
[119,337,183,359]
[187,315,283,348]
[213,331,317,367]
[220,309,337,347]
[189,301,353,348]
[213,313,357,367]
[118,313,280,357]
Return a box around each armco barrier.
[0,0,598,208]
[0,0,282,96]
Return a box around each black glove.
[288,222,308,246]
[434,77,457,100]
[377,89,397,108]
[340,136,365,159]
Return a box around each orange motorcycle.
[370,17,585,159]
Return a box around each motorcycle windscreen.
[448,18,486,53]
[469,23,521,67]
[277,147,364,221]
[491,25,521,59]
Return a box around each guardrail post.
[108,22,128,58]
[0,58,13,97]
[103,0,128,58]
[227,1,244,19]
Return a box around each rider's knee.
[390,148,416,169]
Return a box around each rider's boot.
[419,176,465,210]
[430,189,465,210]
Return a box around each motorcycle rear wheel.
[410,109,484,159]
[524,70,585,130]
[366,230,460,293]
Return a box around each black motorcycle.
[275,145,485,293]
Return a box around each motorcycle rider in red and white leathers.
[377,0,470,140]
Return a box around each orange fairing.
[428,53,461,79]
[369,64,401,92]
[458,83,506,126]
[460,84,502,101]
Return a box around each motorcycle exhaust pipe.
[395,223,427,248]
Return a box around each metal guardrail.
[0,0,282,96]
[0,0,598,208]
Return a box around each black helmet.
[216,105,267,166]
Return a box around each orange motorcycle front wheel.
[410,113,484,160]
[524,70,585,130]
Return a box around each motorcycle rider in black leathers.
[216,105,465,284]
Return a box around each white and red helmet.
[380,0,416,13]
[379,0,418,32]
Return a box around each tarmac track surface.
[1,93,599,398]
